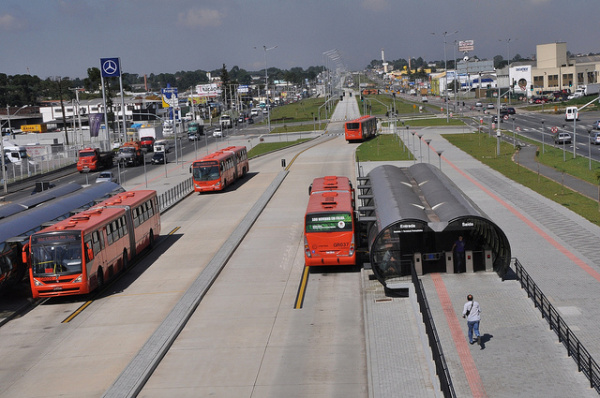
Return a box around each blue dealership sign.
[100,57,121,77]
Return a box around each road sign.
[100,58,121,77]
[503,114,509,120]
[161,88,178,108]
[551,126,558,133]
[480,118,483,124]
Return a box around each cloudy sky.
[1,0,599,80]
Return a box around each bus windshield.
[193,163,220,181]
[345,123,360,130]
[306,212,353,232]
[30,233,82,276]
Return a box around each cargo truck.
[116,141,144,167]
[138,124,164,152]
[77,148,113,172]
[77,147,114,172]
[20,124,47,133]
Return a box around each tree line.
[0,64,326,108]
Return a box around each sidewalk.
[517,144,598,200]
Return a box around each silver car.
[95,171,117,183]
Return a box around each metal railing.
[514,257,600,393]
[411,265,456,398]
[157,177,194,213]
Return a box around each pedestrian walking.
[462,294,481,345]
[452,235,466,273]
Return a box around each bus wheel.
[97,268,104,289]
[122,250,129,270]
[149,230,155,249]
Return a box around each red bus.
[344,115,377,142]
[304,176,356,266]
[26,190,160,298]
[190,146,249,193]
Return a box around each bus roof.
[96,189,156,209]
[35,206,125,235]
[306,190,353,214]
[310,176,352,194]
[192,146,246,166]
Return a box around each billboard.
[161,88,178,108]
[195,84,221,98]
[458,40,474,52]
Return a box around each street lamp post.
[255,45,277,134]
[411,131,416,163]
[417,133,423,162]
[432,31,458,122]
[424,138,432,163]
[437,150,444,170]
[541,120,545,154]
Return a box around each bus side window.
[85,242,94,261]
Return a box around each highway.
[1,93,600,397]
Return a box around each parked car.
[590,131,600,145]
[554,132,572,145]
[151,152,167,165]
[213,128,223,138]
[95,171,117,184]
[593,120,600,130]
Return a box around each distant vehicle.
[213,128,223,138]
[138,124,164,152]
[486,103,495,109]
[95,171,117,184]
[219,114,232,128]
[247,118,254,124]
[151,152,167,165]
[500,107,516,115]
[554,132,572,145]
[475,102,483,108]
[187,121,204,137]
[238,115,245,123]
[116,141,144,167]
[590,131,600,145]
[421,96,428,103]
[593,120,600,130]
[251,108,259,117]
[565,106,579,121]
[344,115,377,142]
[190,146,249,193]
[77,147,114,172]
[153,139,172,153]
[21,124,47,133]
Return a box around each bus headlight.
[72,275,82,283]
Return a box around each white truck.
[568,83,600,99]
[138,124,164,152]
[2,141,33,165]
[219,114,232,129]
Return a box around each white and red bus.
[304,176,356,266]
[190,146,249,193]
[25,190,160,298]
[344,115,377,142]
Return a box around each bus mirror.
[22,243,29,264]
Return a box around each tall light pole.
[499,38,516,105]
[255,45,277,133]
[432,31,458,122]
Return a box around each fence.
[411,264,456,398]
[157,177,194,213]
[514,257,600,393]
[2,147,79,185]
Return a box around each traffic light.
[569,81,572,87]
[360,95,364,102]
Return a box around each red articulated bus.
[344,115,377,142]
[304,176,356,266]
[25,190,160,298]
[190,146,249,193]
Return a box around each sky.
[1,0,599,80]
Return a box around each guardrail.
[514,257,600,393]
[411,265,456,398]
[157,177,194,212]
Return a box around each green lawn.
[445,132,600,226]
[356,134,414,162]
